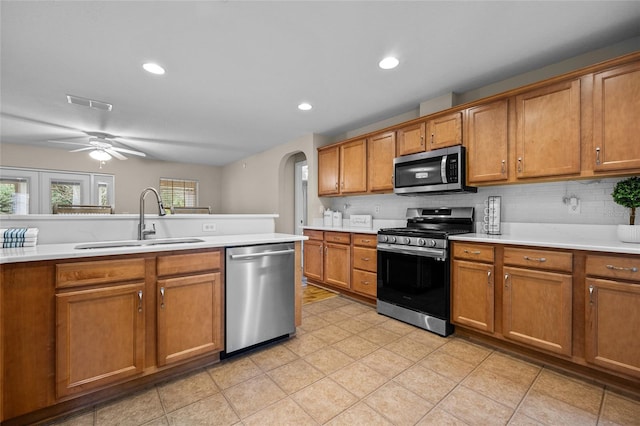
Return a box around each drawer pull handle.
[504,273,510,288]
[487,270,492,285]
[160,287,165,309]
[361,239,371,243]
[517,157,523,173]
[138,290,143,313]
[595,147,601,166]
[524,256,546,262]
[361,257,370,261]
[589,284,594,305]
[606,264,638,272]
[464,249,481,255]
[501,160,506,174]
[361,281,370,285]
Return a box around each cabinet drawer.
[352,269,377,297]
[157,250,221,277]
[56,258,146,288]
[504,248,572,272]
[453,243,494,263]
[586,254,640,282]
[353,233,377,248]
[303,229,324,241]
[353,247,377,273]
[325,232,351,244]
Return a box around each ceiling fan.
[48,131,147,161]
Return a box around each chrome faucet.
[138,187,166,240]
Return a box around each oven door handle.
[377,244,447,260]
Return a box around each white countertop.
[449,223,640,255]
[0,233,307,264]
[303,225,379,235]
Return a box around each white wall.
[0,143,222,214]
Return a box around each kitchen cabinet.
[324,232,351,289]
[465,100,509,183]
[591,61,640,172]
[451,243,495,333]
[396,121,426,156]
[318,139,367,196]
[585,254,640,378]
[303,230,324,282]
[367,131,396,192]
[55,258,147,398]
[503,248,573,356]
[427,111,463,150]
[156,251,223,367]
[515,79,581,178]
[351,233,377,298]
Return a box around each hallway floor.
[52,290,640,425]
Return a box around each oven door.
[377,246,450,320]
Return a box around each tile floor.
[53,295,640,426]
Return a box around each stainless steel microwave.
[393,145,477,195]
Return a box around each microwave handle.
[441,155,448,184]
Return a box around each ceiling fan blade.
[110,147,146,157]
[47,139,91,147]
[106,148,127,160]
[69,147,94,152]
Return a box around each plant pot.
[617,225,640,243]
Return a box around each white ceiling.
[2,1,640,166]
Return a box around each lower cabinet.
[452,259,495,333]
[324,239,351,289]
[56,283,146,398]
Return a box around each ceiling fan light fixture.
[143,62,166,75]
[89,150,112,161]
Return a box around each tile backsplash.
[327,177,631,226]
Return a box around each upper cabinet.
[396,121,426,156]
[368,131,396,192]
[591,61,640,172]
[318,139,367,196]
[427,111,463,150]
[515,79,581,179]
[465,99,509,184]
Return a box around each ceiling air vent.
[66,94,113,112]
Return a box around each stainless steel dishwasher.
[225,242,295,354]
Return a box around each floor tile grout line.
[504,365,545,425]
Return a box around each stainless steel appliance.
[377,207,474,336]
[393,146,476,195]
[225,242,296,354]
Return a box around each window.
[0,177,30,214]
[160,178,198,209]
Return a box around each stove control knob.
[390,236,397,243]
[428,239,437,248]
[379,235,387,243]
[417,238,426,246]
[404,237,411,244]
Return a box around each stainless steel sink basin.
[75,237,205,249]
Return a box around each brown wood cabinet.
[156,251,223,367]
[367,131,396,192]
[396,121,426,156]
[515,79,581,179]
[318,145,340,196]
[340,139,367,194]
[465,100,509,183]
[591,61,640,172]
[303,230,324,282]
[451,243,495,333]
[585,254,640,378]
[351,233,377,298]
[427,111,463,150]
[324,232,351,289]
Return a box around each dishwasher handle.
[229,248,295,260]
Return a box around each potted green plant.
[612,176,640,243]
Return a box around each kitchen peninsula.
[0,215,306,425]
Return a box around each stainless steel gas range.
[376,207,474,336]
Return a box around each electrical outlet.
[375,205,380,214]
[568,198,581,215]
[202,223,217,232]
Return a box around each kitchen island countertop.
[0,233,307,264]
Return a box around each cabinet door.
[452,260,495,333]
[157,272,223,367]
[466,100,509,183]
[318,146,340,195]
[515,80,581,178]
[503,267,572,356]
[303,239,323,282]
[56,283,145,398]
[586,278,640,378]
[427,111,462,150]
[324,242,350,289]
[340,139,367,193]
[592,61,640,172]
[397,121,426,156]
[368,131,396,192]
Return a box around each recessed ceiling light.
[298,103,312,111]
[379,56,399,70]
[143,62,165,75]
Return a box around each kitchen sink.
[75,237,205,249]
